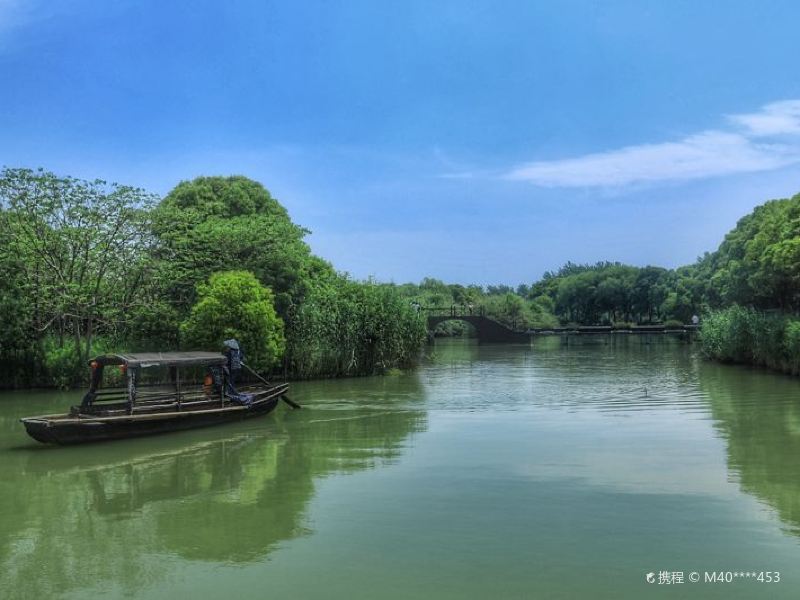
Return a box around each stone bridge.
[423,307,699,344]
[424,308,529,343]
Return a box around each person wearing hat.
[222,339,244,391]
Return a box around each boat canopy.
[90,352,227,369]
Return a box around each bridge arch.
[425,313,529,343]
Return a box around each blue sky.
[2,1,800,285]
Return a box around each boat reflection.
[0,373,427,596]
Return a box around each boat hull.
[21,389,286,445]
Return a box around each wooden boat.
[21,352,289,445]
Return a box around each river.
[2,338,800,599]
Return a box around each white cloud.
[728,100,800,137]
[504,100,800,188]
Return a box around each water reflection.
[6,342,800,599]
[700,362,800,537]
[425,337,707,414]
[0,373,426,597]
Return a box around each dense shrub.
[662,319,685,328]
[700,306,800,374]
[42,336,126,389]
[286,276,426,379]
[181,271,285,373]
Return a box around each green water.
[3,339,800,599]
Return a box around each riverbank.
[0,338,427,392]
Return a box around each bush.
[700,306,756,364]
[42,341,84,389]
[482,293,558,330]
[42,336,127,389]
[783,321,800,374]
[286,276,426,378]
[700,306,800,373]
[181,271,285,372]
[662,319,685,328]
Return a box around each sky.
[2,0,800,285]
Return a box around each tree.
[701,194,800,311]
[531,294,555,314]
[152,175,316,316]
[631,266,668,323]
[596,277,627,322]
[0,167,156,364]
[0,209,38,385]
[181,271,286,372]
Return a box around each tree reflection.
[0,373,427,597]
[700,362,800,536]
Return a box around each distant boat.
[21,352,289,445]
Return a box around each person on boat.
[203,340,245,397]
[223,339,244,387]
[222,339,252,405]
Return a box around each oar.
[241,362,302,409]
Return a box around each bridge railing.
[421,306,486,318]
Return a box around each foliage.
[287,274,426,378]
[482,293,558,330]
[0,170,429,387]
[662,319,685,329]
[391,278,559,334]
[698,193,800,310]
[699,306,800,374]
[41,335,125,389]
[0,167,156,367]
[526,262,700,325]
[693,192,800,374]
[784,321,800,370]
[152,175,315,316]
[6,166,800,385]
[181,271,286,372]
[0,209,39,386]
[126,299,181,350]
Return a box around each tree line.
[2,166,799,387]
[0,169,425,388]
[396,191,800,375]
[390,263,703,334]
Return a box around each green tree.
[631,266,668,323]
[501,293,526,329]
[701,193,800,310]
[0,167,156,366]
[152,175,316,316]
[0,209,39,385]
[181,271,286,372]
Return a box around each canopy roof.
[91,352,227,368]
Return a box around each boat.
[20,352,290,445]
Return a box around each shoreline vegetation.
[0,169,426,389]
[1,167,799,388]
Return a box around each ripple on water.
[423,340,715,416]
